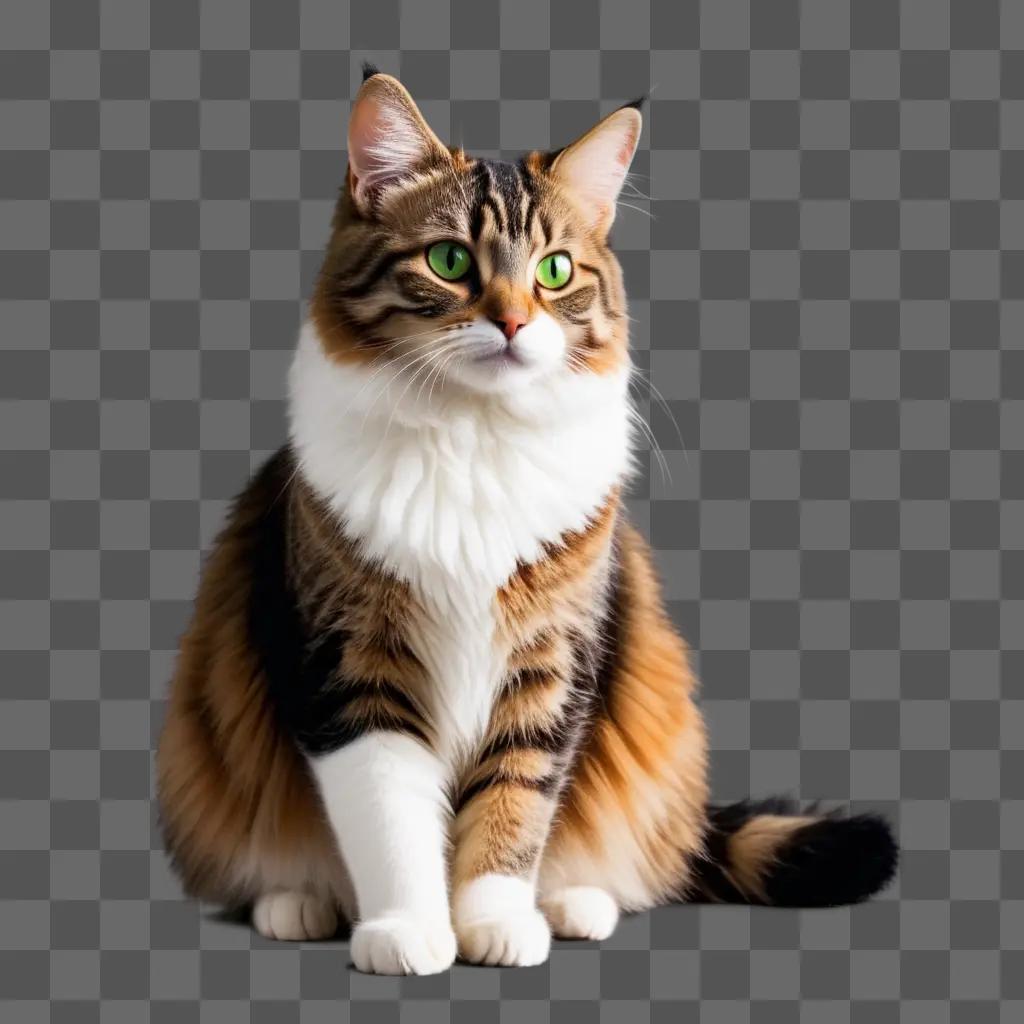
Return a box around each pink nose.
[490,312,528,341]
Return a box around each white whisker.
[616,200,653,220]
[629,364,686,457]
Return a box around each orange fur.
[158,449,894,929]
[718,815,817,901]
[539,522,709,909]
[156,465,346,908]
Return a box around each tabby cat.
[156,68,897,974]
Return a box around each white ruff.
[289,320,633,760]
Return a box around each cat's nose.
[490,312,528,341]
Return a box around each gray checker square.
[0,0,1019,1018]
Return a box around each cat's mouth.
[435,313,566,394]
[473,343,528,368]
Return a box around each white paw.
[252,891,338,941]
[542,886,619,941]
[456,909,551,967]
[350,916,457,975]
[453,874,552,967]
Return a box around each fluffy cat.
[156,67,897,975]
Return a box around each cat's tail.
[689,797,898,907]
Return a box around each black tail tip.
[362,61,381,83]
[766,812,899,908]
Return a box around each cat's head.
[310,67,641,396]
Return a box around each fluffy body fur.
[157,69,897,975]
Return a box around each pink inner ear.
[348,95,392,179]
[552,108,641,227]
[616,134,636,168]
[347,86,437,206]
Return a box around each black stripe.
[577,261,617,319]
[522,195,537,239]
[482,194,505,233]
[552,285,598,325]
[517,158,539,237]
[392,269,464,312]
[474,161,506,234]
[343,700,431,748]
[454,771,559,815]
[345,678,428,724]
[516,158,538,195]
[369,631,419,662]
[340,245,423,299]
[563,314,593,329]
[491,161,523,239]
[469,162,489,240]
[507,665,560,691]
[478,715,575,762]
[539,210,553,246]
[245,453,433,756]
[356,303,436,332]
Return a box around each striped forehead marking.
[469,158,539,242]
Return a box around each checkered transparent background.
[1,0,1021,1019]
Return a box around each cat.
[156,66,897,975]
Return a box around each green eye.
[427,241,472,281]
[536,251,573,290]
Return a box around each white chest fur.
[288,322,632,758]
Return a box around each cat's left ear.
[548,102,643,232]
[347,68,450,213]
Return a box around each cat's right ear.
[548,103,642,233]
[346,72,449,213]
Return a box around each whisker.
[621,177,652,202]
[629,364,686,456]
[627,404,671,485]
[382,347,453,441]
[425,347,462,408]
[357,346,446,435]
[414,345,456,408]
[333,321,463,412]
[346,343,440,418]
[616,200,653,220]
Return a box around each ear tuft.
[549,106,642,232]
[361,61,381,83]
[347,73,448,213]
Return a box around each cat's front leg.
[311,732,456,975]
[452,684,573,962]
[451,770,560,967]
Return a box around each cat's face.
[311,71,641,396]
